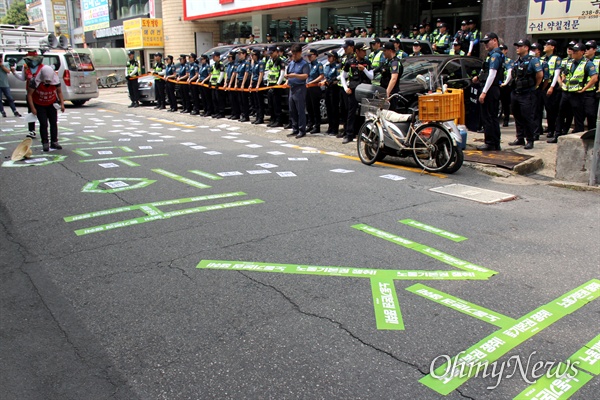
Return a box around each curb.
[549,181,600,192]
[513,156,544,175]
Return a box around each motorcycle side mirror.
[440,74,450,84]
[415,74,428,89]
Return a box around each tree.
[2,1,30,26]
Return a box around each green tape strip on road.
[352,224,496,277]
[188,170,223,180]
[399,219,467,242]
[197,261,490,281]
[139,205,163,216]
[406,284,516,328]
[515,363,594,399]
[152,168,211,189]
[2,155,67,167]
[81,178,156,194]
[79,154,168,165]
[420,279,600,395]
[567,333,600,375]
[64,192,246,222]
[73,199,263,236]
[371,277,404,330]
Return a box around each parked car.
[2,49,99,106]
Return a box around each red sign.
[219,0,234,4]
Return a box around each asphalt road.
[1,90,599,400]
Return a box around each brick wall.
[162,0,221,56]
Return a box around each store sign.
[527,0,600,34]
[96,25,124,39]
[26,3,45,25]
[184,0,327,20]
[124,18,164,49]
[52,0,69,38]
[82,0,109,32]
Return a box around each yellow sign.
[527,0,600,34]
[123,18,164,48]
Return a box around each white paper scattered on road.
[246,169,271,175]
[147,139,163,142]
[288,157,308,161]
[380,174,406,181]
[237,154,259,158]
[24,158,48,163]
[118,138,131,141]
[104,181,129,188]
[217,171,243,176]
[234,139,250,143]
[256,163,278,168]
[246,144,263,148]
[180,142,197,146]
[190,145,207,149]
[204,151,222,155]
[267,151,285,155]
[270,140,287,144]
[99,163,119,168]
[277,171,296,177]
[98,151,113,155]
[330,169,354,173]
[139,146,153,149]
[265,129,282,133]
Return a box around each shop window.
[220,21,253,44]
[112,0,149,20]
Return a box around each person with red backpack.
[27,65,65,152]
[11,50,43,138]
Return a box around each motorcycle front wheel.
[411,122,456,172]
[357,120,385,165]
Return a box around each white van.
[2,49,99,106]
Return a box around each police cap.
[201,54,209,61]
[155,52,162,57]
[513,39,531,48]
[413,41,422,47]
[585,40,598,49]
[179,54,187,59]
[571,43,585,52]
[393,24,399,30]
[342,39,355,48]
[530,43,541,50]
[356,42,369,51]
[189,52,197,59]
[308,49,318,56]
[370,38,382,44]
[545,39,558,47]
[326,51,338,58]
[167,55,173,61]
[461,20,468,25]
[128,50,135,55]
[213,51,221,57]
[481,32,498,43]
[498,44,508,50]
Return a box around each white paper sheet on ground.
[217,124,229,128]
[113,125,125,127]
[83,130,95,133]
[181,142,197,146]
[61,132,74,135]
[139,146,152,149]
[109,130,122,133]
[237,154,259,158]
[103,181,129,188]
[325,152,344,156]
[234,139,250,143]
[190,145,207,149]
[71,116,81,119]
[182,129,195,132]
[330,169,354,173]
[168,128,181,131]
[246,144,263,148]
[265,129,282,133]
[288,157,308,161]
[277,171,296,177]
[197,125,209,128]
[98,151,113,155]
[246,170,271,174]
[24,158,48,163]
[147,139,163,142]
[221,136,237,139]
[217,171,243,176]
[147,132,162,135]
[270,140,287,144]
[256,163,278,168]
[226,127,240,130]
[99,163,119,168]
[380,174,406,181]
[204,151,222,155]
[118,138,131,141]
[14,125,25,128]
[160,135,175,138]
[281,144,297,148]
[267,151,285,155]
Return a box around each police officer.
[369,38,385,86]
[553,41,577,139]
[250,49,266,124]
[320,51,341,136]
[584,40,600,131]
[409,25,418,40]
[340,42,373,144]
[264,46,285,127]
[266,33,274,44]
[455,21,469,54]
[367,25,377,39]
[198,54,213,116]
[225,51,240,120]
[507,39,543,149]
[499,44,513,127]
[472,33,504,151]
[209,52,225,118]
[233,48,251,122]
[530,43,549,139]
[391,38,408,59]
[432,19,443,40]
[410,42,423,57]
[466,20,480,57]
[151,52,166,109]
[165,55,178,112]
[284,44,310,139]
[553,43,597,138]
[432,23,451,54]
[449,41,465,56]
[187,53,201,115]
[359,28,368,39]
[391,24,402,40]
[306,49,324,134]
[125,50,140,108]
[176,54,191,113]
[283,31,292,43]
[248,34,258,45]
[416,25,430,42]
[542,39,562,138]
[380,42,403,111]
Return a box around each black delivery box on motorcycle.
[354,84,386,103]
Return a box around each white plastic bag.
[24,113,37,123]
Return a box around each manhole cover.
[429,184,517,204]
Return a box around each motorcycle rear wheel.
[357,120,385,165]
[411,122,455,172]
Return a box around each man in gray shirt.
[0,56,21,118]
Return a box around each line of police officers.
[474,33,598,151]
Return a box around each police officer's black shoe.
[534,135,540,141]
[342,136,354,144]
[287,132,298,137]
[240,117,250,122]
[508,139,525,146]
[159,106,166,110]
[133,102,139,108]
[295,132,306,139]
[336,132,344,138]
[214,114,224,119]
[309,126,320,134]
[191,111,199,115]
[272,122,283,128]
[128,103,135,108]
[503,120,509,127]
[476,144,500,151]
[524,142,534,150]
[547,136,559,144]
[546,132,554,138]
[154,105,160,109]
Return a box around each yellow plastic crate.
[418,92,462,122]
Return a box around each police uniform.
[126,54,140,107]
[153,55,166,109]
[341,51,372,142]
[380,54,403,110]
[306,55,324,133]
[466,26,480,57]
[368,44,385,86]
[250,52,266,124]
[165,57,178,112]
[323,56,340,135]
[265,49,285,127]
[477,40,505,149]
[500,53,513,126]
[226,55,240,119]
[584,42,600,131]
[541,50,562,137]
[559,52,598,134]
[187,57,201,115]
[449,47,466,56]
[532,47,550,138]
[177,56,191,113]
[433,28,451,54]
[198,57,213,116]
[235,52,251,121]
[286,56,310,138]
[210,55,226,118]
[510,52,542,148]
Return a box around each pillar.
[307,7,328,32]
[252,14,270,43]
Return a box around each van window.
[65,53,95,71]
[7,54,60,72]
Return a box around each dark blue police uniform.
[511,54,542,147]
[286,58,310,137]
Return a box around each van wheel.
[71,100,87,107]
